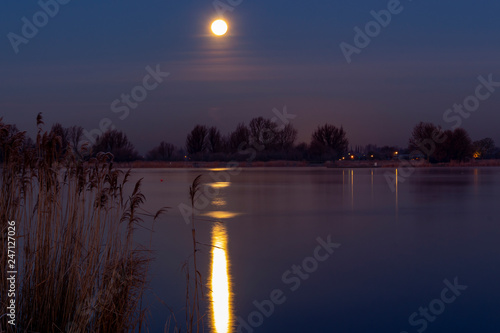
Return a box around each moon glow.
[211,20,228,36]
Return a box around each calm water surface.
[131,167,500,333]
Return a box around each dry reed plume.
[0,115,166,332]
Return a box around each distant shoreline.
[115,159,500,169]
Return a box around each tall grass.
[165,175,206,333]
[186,175,204,333]
[0,116,165,332]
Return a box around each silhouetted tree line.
[2,116,499,163]
[7,116,348,163]
[45,124,139,162]
[408,122,498,163]
[180,118,351,162]
[183,117,302,161]
[0,119,139,163]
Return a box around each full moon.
[211,20,228,36]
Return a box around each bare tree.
[147,141,175,161]
[434,128,473,162]
[408,122,443,160]
[67,125,83,148]
[448,128,473,162]
[249,117,278,147]
[275,123,297,151]
[186,125,208,155]
[228,123,250,153]
[0,122,23,162]
[310,123,348,159]
[67,125,84,158]
[93,130,138,162]
[207,126,222,153]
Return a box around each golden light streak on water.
[202,211,241,219]
[210,224,233,333]
[207,182,231,188]
[208,168,231,171]
[211,198,227,207]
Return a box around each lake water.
[130,167,500,333]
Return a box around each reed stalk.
[0,116,165,332]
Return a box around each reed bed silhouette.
[0,115,165,332]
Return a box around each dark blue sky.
[2,0,500,153]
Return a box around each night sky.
[2,0,500,154]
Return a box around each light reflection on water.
[206,175,235,333]
[130,167,500,332]
[207,182,231,188]
[209,223,233,333]
[202,211,241,219]
[211,198,227,207]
